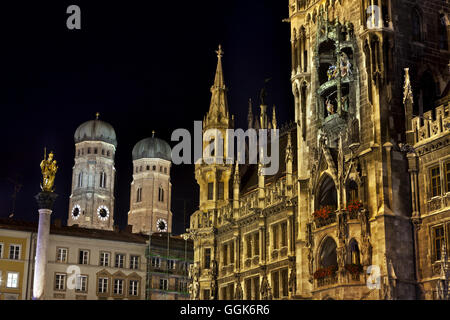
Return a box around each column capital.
[35,192,58,211]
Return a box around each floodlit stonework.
[188,0,450,300]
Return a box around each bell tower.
[128,132,173,235]
[195,45,234,212]
[68,113,117,230]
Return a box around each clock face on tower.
[156,218,168,232]
[97,205,110,221]
[72,204,81,220]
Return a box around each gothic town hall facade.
[188,0,450,300]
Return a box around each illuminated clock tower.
[68,113,117,230]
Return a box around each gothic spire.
[205,45,230,129]
[272,105,277,129]
[248,98,254,129]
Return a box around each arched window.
[99,172,107,188]
[158,186,164,202]
[412,9,422,42]
[349,239,361,265]
[146,165,150,171]
[77,172,83,188]
[439,14,448,50]
[152,165,156,171]
[319,237,337,268]
[88,148,91,154]
[107,150,110,157]
[316,175,337,210]
[136,187,142,203]
[164,167,167,174]
[346,180,359,202]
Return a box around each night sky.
[0,1,294,235]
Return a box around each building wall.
[43,234,147,300]
[0,229,33,300]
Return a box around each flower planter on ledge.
[313,207,337,228]
[346,200,363,220]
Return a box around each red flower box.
[313,265,338,279]
[313,206,334,220]
[344,264,363,275]
[346,200,362,214]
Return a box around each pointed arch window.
[439,14,449,50]
[349,239,361,265]
[100,172,107,188]
[77,172,83,188]
[136,187,142,203]
[412,9,422,42]
[158,186,164,202]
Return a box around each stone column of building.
[33,191,57,300]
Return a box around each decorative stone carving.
[288,257,297,295]
[260,274,272,300]
[359,209,370,239]
[360,236,373,267]
[337,211,348,243]
[235,280,243,300]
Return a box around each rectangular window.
[0,243,3,258]
[218,182,224,200]
[230,241,235,264]
[272,271,280,299]
[9,244,20,260]
[55,273,66,291]
[113,279,124,295]
[204,248,211,269]
[434,225,445,261]
[281,222,288,247]
[254,233,260,256]
[223,244,228,266]
[246,235,252,258]
[100,252,110,267]
[98,278,108,294]
[79,250,89,265]
[6,272,19,288]
[253,277,260,300]
[203,289,210,300]
[446,162,450,193]
[245,278,252,300]
[75,275,88,293]
[159,278,168,290]
[115,254,125,268]
[430,166,441,197]
[57,248,68,263]
[272,225,279,250]
[208,183,214,200]
[281,268,289,298]
[151,257,161,268]
[130,255,139,270]
[129,280,139,296]
[228,284,234,300]
[166,259,174,270]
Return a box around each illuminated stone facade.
[188,0,449,300]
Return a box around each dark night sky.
[0,1,294,235]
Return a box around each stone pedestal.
[33,192,57,300]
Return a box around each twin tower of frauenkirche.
[67,114,173,235]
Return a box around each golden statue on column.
[40,148,58,192]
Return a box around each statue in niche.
[326,98,335,116]
[341,95,349,112]
[340,52,352,77]
[327,65,339,80]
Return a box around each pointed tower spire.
[272,105,277,129]
[213,45,225,89]
[205,45,230,130]
[248,98,254,129]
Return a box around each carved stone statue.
[337,246,347,271]
[359,209,370,239]
[260,274,272,300]
[210,280,217,300]
[360,236,373,267]
[289,267,297,294]
[211,260,218,278]
[234,281,243,300]
[308,248,314,277]
[40,150,58,192]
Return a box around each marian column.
[33,150,58,300]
